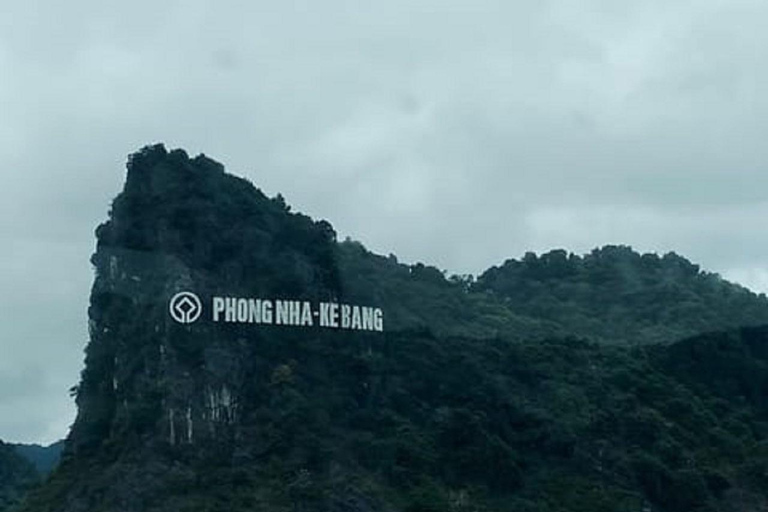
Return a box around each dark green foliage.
[26,326,768,511]
[654,326,768,414]
[338,242,768,347]
[336,241,565,342]
[475,246,768,344]
[99,144,341,297]
[18,146,768,511]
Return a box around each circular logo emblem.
[169,291,202,324]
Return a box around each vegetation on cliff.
[475,247,768,344]
[16,145,768,511]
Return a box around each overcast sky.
[1,0,767,444]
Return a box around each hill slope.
[474,246,768,344]
[336,240,565,341]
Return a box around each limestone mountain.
[18,145,768,511]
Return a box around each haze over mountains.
[0,442,38,510]
[5,146,768,511]
[9,444,64,477]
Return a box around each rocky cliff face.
[72,144,342,456]
[26,144,379,511]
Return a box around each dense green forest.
[15,145,768,511]
[21,326,768,512]
[474,247,768,344]
[338,241,768,346]
[337,240,565,342]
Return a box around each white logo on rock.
[169,292,202,324]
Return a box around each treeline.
[338,242,768,346]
